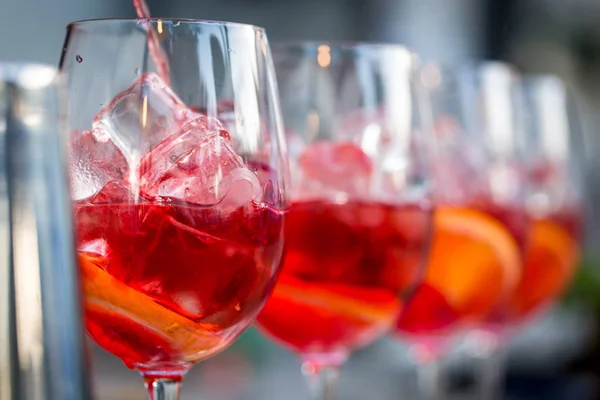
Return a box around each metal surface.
[0,63,91,400]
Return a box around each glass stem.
[416,359,444,400]
[303,361,342,400]
[144,377,183,400]
[477,347,508,400]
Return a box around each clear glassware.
[466,74,586,400]
[59,19,289,400]
[254,42,435,400]
[513,75,584,321]
[392,62,530,400]
[0,63,92,400]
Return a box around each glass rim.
[420,60,520,74]
[67,18,266,33]
[272,40,415,53]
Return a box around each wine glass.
[465,75,585,400]
[254,42,434,399]
[59,19,288,400]
[393,62,530,400]
[510,75,584,322]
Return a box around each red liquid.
[509,208,582,320]
[396,203,526,349]
[395,201,582,349]
[256,200,432,362]
[76,199,284,370]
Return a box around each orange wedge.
[275,275,401,323]
[257,275,401,351]
[79,253,225,363]
[511,219,579,318]
[424,206,521,320]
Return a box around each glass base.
[136,361,191,379]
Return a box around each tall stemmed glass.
[468,75,585,400]
[393,62,530,400]
[511,75,584,323]
[255,42,434,399]
[59,19,288,400]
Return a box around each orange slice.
[511,219,579,318]
[79,253,224,363]
[424,206,521,320]
[257,275,401,351]
[273,275,401,324]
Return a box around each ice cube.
[139,117,261,208]
[69,129,129,200]
[89,181,135,204]
[93,72,197,160]
[246,160,278,206]
[194,100,270,154]
[336,108,395,155]
[298,141,372,197]
[197,100,237,138]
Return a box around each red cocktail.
[510,208,582,320]
[258,200,431,362]
[77,196,283,370]
[396,204,523,354]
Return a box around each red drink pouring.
[61,15,289,398]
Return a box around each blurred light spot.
[157,19,163,34]
[317,45,331,68]
[256,30,268,57]
[141,95,148,128]
[465,329,499,358]
[360,123,382,157]
[536,78,568,161]
[306,110,320,141]
[420,64,442,89]
[301,360,317,376]
[17,65,56,90]
[14,212,43,374]
[409,343,435,364]
[489,164,519,203]
[526,192,551,217]
[21,113,43,128]
[482,64,515,157]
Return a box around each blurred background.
[3,0,600,398]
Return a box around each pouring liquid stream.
[133,0,171,85]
